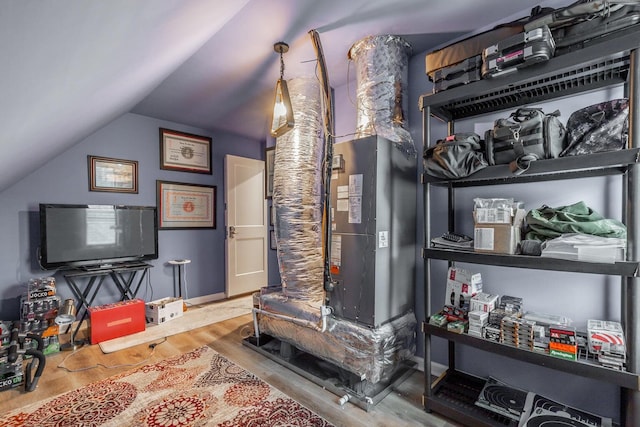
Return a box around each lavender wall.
[0,112,262,319]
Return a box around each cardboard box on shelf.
[145,297,184,325]
[470,292,499,313]
[474,208,526,254]
[88,299,145,345]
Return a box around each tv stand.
[80,264,112,272]
[61,262,152,344]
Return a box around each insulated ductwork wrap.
[348,35,415,157]
[258,309,417,384]
[272,77,324,306]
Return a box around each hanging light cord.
[279,49,285,80]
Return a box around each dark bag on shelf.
[560,98,629,157]
[423,133,488,179]
[484,107,567,173]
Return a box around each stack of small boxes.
[442,267,483,333]
[483,295,523,343]
[549,325,578,361]
[468,292,498,338]
[500,316,536,350]
[0,321,23,391]
[587,319,626,370]
[20,277,60,355]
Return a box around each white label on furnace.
[336,186,349,211]
[337,185,349,199]
[331,235,342,266]
[348,174,363,224]
[379,231,389,248]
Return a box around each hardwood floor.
[0,313,460,427]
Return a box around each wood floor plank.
[0,313,459,427]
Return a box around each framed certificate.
[88,156,138,193]
[157,181,216,229]
[159,128,212,174]
[265,146,275,199]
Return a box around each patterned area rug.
[0,346,334,427]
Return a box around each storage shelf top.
[424,248,639,276]
[419,25,640,121]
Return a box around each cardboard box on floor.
[145,297,184,325]
[473,208,526,254]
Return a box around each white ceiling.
[0,0,566,191]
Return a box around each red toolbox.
[88,299,145,344]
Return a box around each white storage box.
[470,293,499,313]
[145,297,184,325]
[445,267,483,309]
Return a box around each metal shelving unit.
[420,25,640,427]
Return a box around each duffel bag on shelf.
[484,107,567,174]
[423,132,488,179]
[560,98,629,157]
[525,200,627,241]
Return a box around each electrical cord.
[182,262,190,305]
[56,337,168,372]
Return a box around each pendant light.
[270,42,294,137]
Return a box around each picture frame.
[265,146,275,199]
[270,203,275,226]
[88,155,138,193]
[270,230,277,250]
[157,180,216,229]
[159,128,212,174]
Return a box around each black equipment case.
[553,4,640,53]
[481,25,555,78]
[432,55,482,93]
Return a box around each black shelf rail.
[424,323,640,390]
[424,248,640,277]
[423,148,640,187]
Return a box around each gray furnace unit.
[328,135,416,328]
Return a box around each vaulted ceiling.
[0,0,565,191]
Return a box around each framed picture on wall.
[270,203,275,226]
[159,128,212,174]
[157,180,216,229]
[265,146,275,199]
[88,155,138,193]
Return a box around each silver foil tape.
[348,34,415,157]
[272,77,325,306]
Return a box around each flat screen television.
[39,204,158,270]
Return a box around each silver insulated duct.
[272,77,324,307]
[348,34,415,156]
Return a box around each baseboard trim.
[411,356,447,377]
[185,292,226,306]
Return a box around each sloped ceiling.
[0,0,565,192]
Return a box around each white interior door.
[225,154,268,297]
